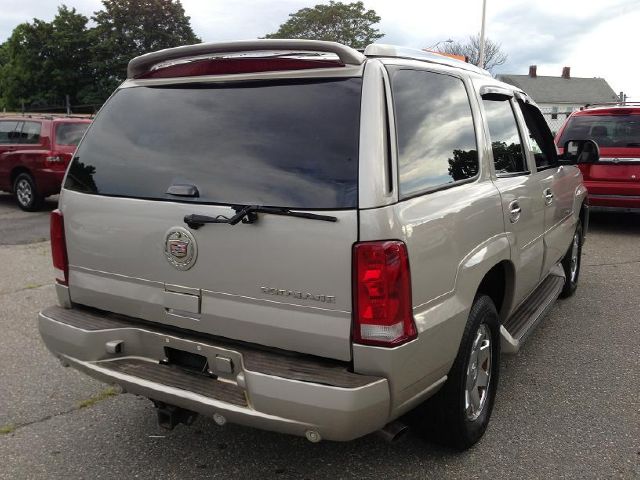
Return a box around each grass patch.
[24,283,44,290]
[77,387,118,409]
[0,424,16,435]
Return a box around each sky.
[1,0,638,98]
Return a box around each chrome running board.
[501,265,565,354]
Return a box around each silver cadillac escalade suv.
[39,40,592,450]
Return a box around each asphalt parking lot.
[0,192,638,479]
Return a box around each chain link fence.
[540,107,575,135]
[2,100,101,116]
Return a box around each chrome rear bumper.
[38,306,390,441]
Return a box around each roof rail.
[0,113,92,120]
[582,101,640,109]
[363,44,491,76]
[127,40,366,79]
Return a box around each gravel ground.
[0,196,638,479]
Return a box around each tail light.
[352,241,417,346]
[50,209,68,285]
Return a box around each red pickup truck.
[0,115,91,211]
[556,105,640,212]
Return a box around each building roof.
[496,74,619,105]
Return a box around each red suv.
[556,105,640,212]
[0,115,91,211]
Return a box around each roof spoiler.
[127,39,366,79]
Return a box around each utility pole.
[479,0,487,69]
[619,91,627,105]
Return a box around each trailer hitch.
[153,401,198,430]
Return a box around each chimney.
[562,66,571,79]
[529,65,537,78]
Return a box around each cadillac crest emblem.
[164,227,197,270]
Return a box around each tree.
[437,34,507,71]
[0,20,56,110]
[491,141,523,174]
[48,6,92,106]
[0,6,93,110]
[448,149,479,181]
[0,42,8,110]
[265,1,384,49]
[86,0,201,103]
[0,0,201,110]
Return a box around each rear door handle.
[543,188,554,206]
[508,200,522,223]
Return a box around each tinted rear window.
[56,123,90,146]
[66,78,362,209]
[558,114,640,148]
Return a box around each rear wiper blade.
[184,205,338,229]
[625,142,640,147]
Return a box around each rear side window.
[66,78,362,209]
[56,123,90,146]
[391,69,478,199]
[483,99,528,175]
[0,121,20,143]
[18,121,41,144]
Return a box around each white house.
[497,66,619,133]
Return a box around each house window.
[551,106,558,120]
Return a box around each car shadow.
[122,407,465,478]
[588,210,640,236]
[0,192,58,213]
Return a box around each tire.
[411,295,501,450]
[13,172,43,212]
[559,220,583,298]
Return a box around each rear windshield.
[56,122,90,146]
[65,78,362,209]
[558,114,640,148]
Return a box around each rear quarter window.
[390,69,479,199]
[56,123,90,146]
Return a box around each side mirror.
[559,139,600,165]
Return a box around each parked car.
[556,104,640,212]
[38,40,590,450]
[0,115,91,211]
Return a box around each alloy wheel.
[16,178,33,207]
[570,232,580,282]
[465,323,492,421]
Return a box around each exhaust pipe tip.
[377,421,409,444]
[305,430,322,443]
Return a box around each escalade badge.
[260,286,336,304]
[164,227,197,270]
